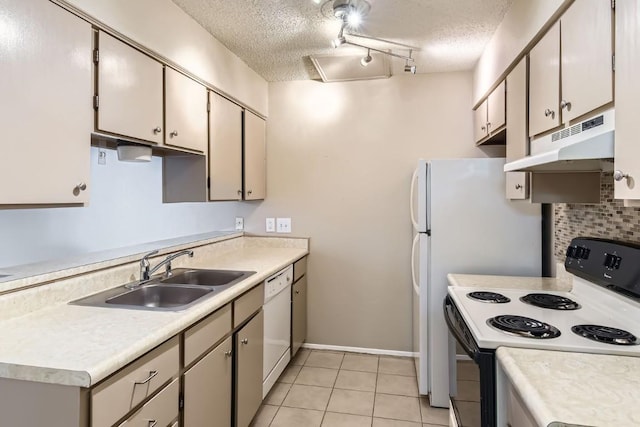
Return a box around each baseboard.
[301,343,414,358]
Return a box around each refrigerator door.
[415,232,430,395]
[411,160,429,233]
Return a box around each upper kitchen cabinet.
[244,111,267,200]
[529,1,613,137]
[560,0,613,123]
[614,0,640,200]
[96,31,164,144]
[0,0,92,205]
[505,58,529,200]
[528,22,560,137]
[209,92,243,201]
[165,67,208,153]
[474,81,506,144]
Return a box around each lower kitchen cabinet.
[292,275,308,357]
[235,310,264,427]
[183,336,232,427]
[118,378,180,427]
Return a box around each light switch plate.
[266,218,276,232]
[235,217,244,230]
[276,218,291,233]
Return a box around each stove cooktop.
[448,281,640,356]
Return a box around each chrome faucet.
[142,249,194,281]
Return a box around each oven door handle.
[443,295,479,361]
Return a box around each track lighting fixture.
[324,0,419,74]
[360,49,372,67]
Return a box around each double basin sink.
[71,268,255,311]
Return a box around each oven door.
[444,295,496,427]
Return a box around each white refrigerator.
[410,158,541,408]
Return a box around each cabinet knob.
[169,130,178,138]
[614,170,630,182]
[560,100,572,111]
[147,420,158,427]
[153,126,162,134]
[247,190,252,195]
[224,350,232,358]
[75,182,87,191]
[237,190,242,196]
[515,184,523,190]
[486,122,491,130]
[481,126,486,132]
[544,109,555,119]
[241,338,249,345]
[295,290,300,295]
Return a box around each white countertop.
[447,273,571,292]
[0,236,308,388]
[498,347,640,427]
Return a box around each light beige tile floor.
[251,349,449,427]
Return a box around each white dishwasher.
[262,265,293,398]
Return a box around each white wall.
[0,148,237,268]
[239,72,502,351]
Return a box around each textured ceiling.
[171,0,513,82]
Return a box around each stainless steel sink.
[70,283,216,311]
[106,285,212,309]
[160,268,255,289]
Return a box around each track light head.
[360,50,372,67]
[332,36,346,48]
[404,64,417,74]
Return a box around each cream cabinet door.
[292,275,308,357]
[561,0,613,123]
[244,112,267,200]
[529,22,560,137]
[506,58,529,201]
[614,0,640,199]
[97,31,163,144]
[506,58,528,161]
[487,81,506,134]
[183,336,232,427]
[0,0,92,204]
[473,101,488,143]
[165,67,207,152]
[235,310,264,427]
[209,92,243,200]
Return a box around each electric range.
[444,237,640,427]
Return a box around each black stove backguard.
[565,237,640,299]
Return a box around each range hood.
[504,109,614,172]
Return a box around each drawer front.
[233,283,264,328]
[118,378,179,427]
[92,337,179,427]
[184,304,232,367]
[293,257,307,282]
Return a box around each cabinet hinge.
[612,54,615,72]
[93,49,99,64]
[207,176,210,189]
[93,95,99,110]
[207,101,211,113]
[611,0,615,9]
[179,393,184,410]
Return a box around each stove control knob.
[604,253,622,270]
[566,246,578,259]
[575,247,585,259]
[578,247,590,260]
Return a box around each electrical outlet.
[235,217,244,230]
[266,218,276,232]
[276,218,292,233]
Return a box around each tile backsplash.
[554,172,640,263]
